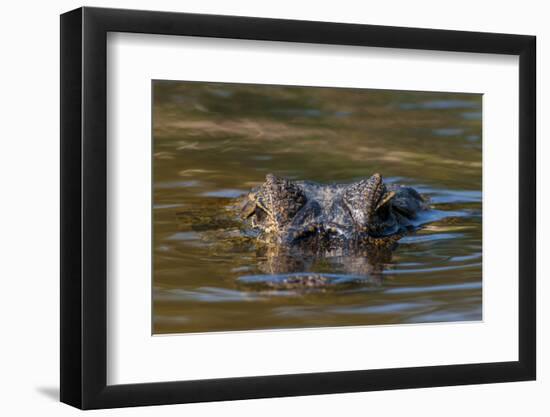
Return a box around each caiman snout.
[285,223,352,245]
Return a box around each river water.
[152,81,482,334]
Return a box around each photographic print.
[152,81,482,334]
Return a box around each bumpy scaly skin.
[239,173,429,289]
[241,173,428,249]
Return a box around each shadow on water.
[152,81,482,334]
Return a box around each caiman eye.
[343,173,395,229]
[255,174,307,227]
[253,206,267,221]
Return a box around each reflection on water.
[153,81,482,334]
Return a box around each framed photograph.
[60,6,536,409]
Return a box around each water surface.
[152,81,482,334]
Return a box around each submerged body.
[238,173,430,288]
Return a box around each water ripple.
[416,187,482,204]
[333,302,426,315]
[400,233,459,244]
[383,262,482,275]
[155,180,201,189]
[201,189,247,198]
[385,281,481,295]
[156,287,265,302]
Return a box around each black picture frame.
[60,6,536,410]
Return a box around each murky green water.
[152,80,482,334]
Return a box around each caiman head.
[240,173,408,249]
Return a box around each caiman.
[237,173,430,289]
